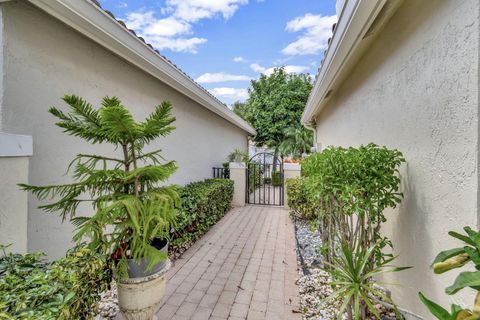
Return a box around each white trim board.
[0,132,33,157]
[26,0,256,135]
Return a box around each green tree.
[243,67,312,153]
[19,95,180,278]
[232,101,248,120]
[278,126,313,159]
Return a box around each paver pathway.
[157,205,301,320]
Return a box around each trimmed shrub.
[170,179,234,255]
[0,245,111,320]
[248,162,263,193]
[286,177,318,220]
[271,171,282,186]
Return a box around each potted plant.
[20,95,179,320]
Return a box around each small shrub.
[301,143,405,265]
[286,177,318,220]
[271,171,282,186]
[0,245,111,320]
[248,162,263,193]
[170,179,234,254]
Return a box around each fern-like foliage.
[20,95,179,279]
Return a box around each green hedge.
[170,178,234,254]
[271,171,282,186]
[0,245,111,320]
[286,177,318,220]
[248,162,263,193]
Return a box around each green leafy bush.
[271,171,282,186]
[288,143,406,319]
[0,245,111,320]
[286,177,318,220]
[248,162,263,193]
[170,179,234,253]
[419,227,480,319]
[301,143,405,265]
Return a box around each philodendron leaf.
[418,292,451,320]
[445,271,480,295]
[433,248,466,265]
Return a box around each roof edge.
[27,0,256,135]
[302,0,402,125]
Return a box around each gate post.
[283,162,301,208]
[229,162,246,206]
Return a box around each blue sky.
[99,0,337,105]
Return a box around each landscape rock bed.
[293,218,398,320]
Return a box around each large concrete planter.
[117,260,171,320]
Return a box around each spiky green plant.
[324,241,409,320]
[19,95,180,278]
[278,126,313,159]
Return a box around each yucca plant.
[324,241,409,320]
[419,227,480,320]
[19,95,180,278]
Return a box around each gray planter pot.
[127,238,168,278]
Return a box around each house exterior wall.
[313,0,479,316]
[0,157,29,253]
[0,1,248,259]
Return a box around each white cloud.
[282,13,336,56]
[233,56,246,63]
[124,0,248,53]
[165,0,248,23]
[116,2,128,9]
[249,63,309,76]
[196,72,252,83]
[209,87,249,101]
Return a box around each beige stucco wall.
[0,157,29,253]
[0,1,248,259]
[314,0,479,316]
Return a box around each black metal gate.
[246,152,284,206]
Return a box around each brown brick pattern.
[157,205,301,320]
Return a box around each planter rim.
[119,259,171,284]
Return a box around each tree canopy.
[242,67,313,151]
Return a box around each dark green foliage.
[19,95,180,278]
[232,101,248,120]
[419,227,480,319]
[248,162,263,193]
[300,143,405,265]
[0,245,111,320]
[286,177,319,220]
[170,179,234,253]
[286,143,406,319]
[243,68,312,150]
[271,171,282,186]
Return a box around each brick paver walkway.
[157,205,301,320]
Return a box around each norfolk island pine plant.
[19,95,180,317]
